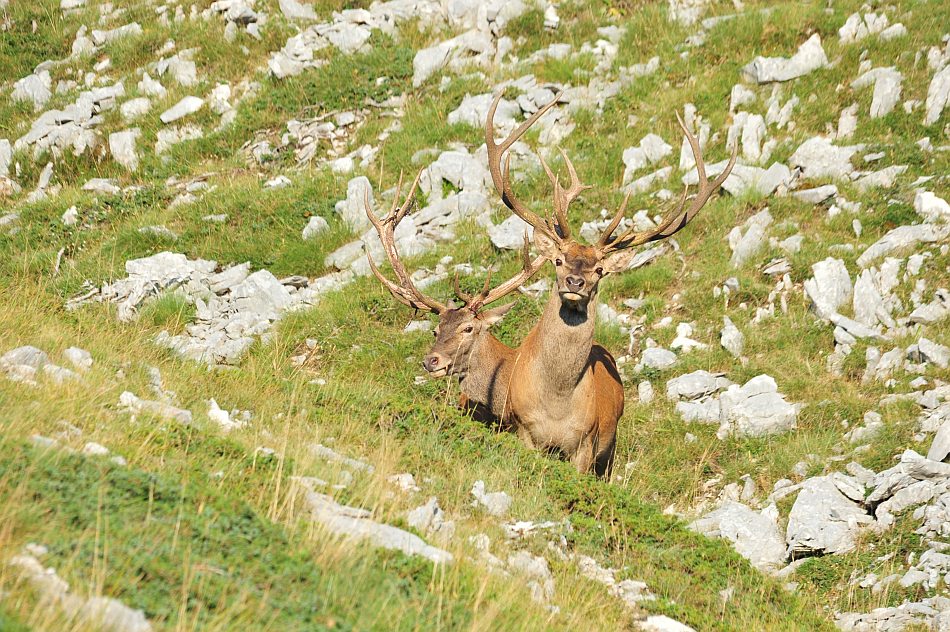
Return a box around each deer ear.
[479,302,516,325]
[533,230,559,260]
[602,249,638,274]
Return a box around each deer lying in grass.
[364,172,545,428]
[484,93,738,477]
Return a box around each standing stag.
[364,172,545,427]
[484,92,738,477]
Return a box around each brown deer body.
[484,93,737,477]
[509,288,623,474]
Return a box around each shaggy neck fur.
[458,334,514,417]
[529,289,597,394]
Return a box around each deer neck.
[458,334,514,417]
[529,289,598,393]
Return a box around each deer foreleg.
[516,425,537,450]
[570,432,597,474]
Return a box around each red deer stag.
[485,93,738,477]
[364,171,545,427]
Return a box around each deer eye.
[463,325,474,334]
[432,330,438,337]
[555,258,563,266]
[595,267,604,276]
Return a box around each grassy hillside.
[0,0,947,629]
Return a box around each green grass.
[0,0,948,627]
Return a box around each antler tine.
[364,172,447,314]
[554,149,591,233]
[486,91,563,242]
[674,111,738,227]
[537,148,591,239]
[366,255,424,310]
[388,171,404,215]
[598,191,631,247]
[452,272,473,305]
[502,153,559,239]
[477,269,493,301]
[479,233,546,307]
[602,112,738,253]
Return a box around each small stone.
[914,191,950,223]
[720,316,744,357]
[639,347,677,370]
[137,72,166,97]
[265,175,291,189]
[109,128,141,171]
[302,216,330,240]
[927,420,950,463]
[742,34,828,84]
[851,67,903,118]
[407,497,455,541]
[120,97,151,121]
[63,347,92,371]
[638,380,654,404]
[804,258,852,319]
[488,215,534,250]
[471,480,511,517]
[160,96,205,124]
[62,205,79,226]
[1,346,48,371]
[792,185,838,205]
[924,65,950,126]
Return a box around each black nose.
[566,275,585,290]
[423,354,444,372]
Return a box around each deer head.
[485,93,738,312]
[365,171,544,378]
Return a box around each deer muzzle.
[423,353,449,377]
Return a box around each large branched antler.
[366,173,544,315]
[538,148,592,240]
[485,92,576,243]
[599,112,738,254]
[364,171,447,314]
[453,234,545,312]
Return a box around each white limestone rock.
[12,70,53,111]
[914,191,950,223]
[120,97,151,122]
[720,316,744,357]
[278,0,317,20]
[742,34,828,84]
[857,224,950,268]
[924,65,950,126]
[786,476,873,556]
[109,128,141,171]
[295,478,452,564]
[690,501,787,571]
[717,375,800,439]
[789,136,863,179]
[471,480,511,517]
[160,96,205,124]
[666,370,733,401]
[851,67,903,118]
[302,216,330,240]
[804,258,852,318]
[63,347,93,372]
[638,347,677,371]
[334,176,374,233]
[448,93,520,131]
[137,72,166,97]
[488,215,533,250]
